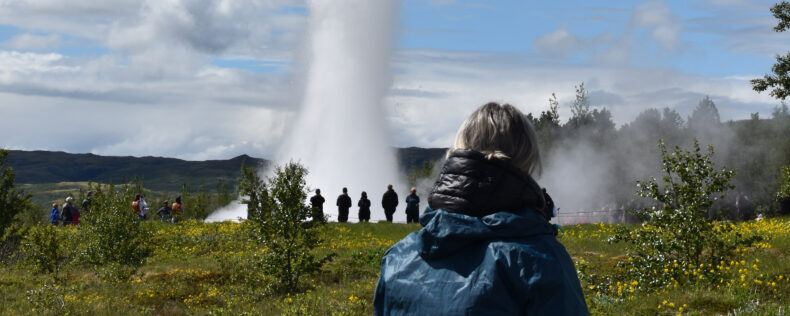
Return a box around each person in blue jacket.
[49,203,61,225]
[374,102,588,315]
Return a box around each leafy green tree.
[778,165,790,201]
[608,140,761,289]
[752,1,790,99]
[687,96,721,129]
[406,160,435,187]
[193,184,210,220]
[532,93,562,151]
[0,149,33,234]
[567,82,592,128]
[216,179,234,206]
[239,162,333,293]
[80,182,152,282]
[22,225,69,277]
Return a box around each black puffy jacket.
[428,149,549,219]
[381,189,398,210]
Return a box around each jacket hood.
[417,208,555,259]
[428,149,546,218]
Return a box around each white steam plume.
[276,0,404,222]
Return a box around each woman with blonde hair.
[374,102,588,315]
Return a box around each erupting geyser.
[277,0,403,222]
[207,0,404,223]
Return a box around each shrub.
[0,223,28,265]
[22,225,69,276]
[606,140,762,290]
[79,183,152,282]
[778,165,790,200]
[239,162,333,293]
[0,149,33,234]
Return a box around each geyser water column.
[276,0,404,222]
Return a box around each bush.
[0,149,33,234]
[0,223,28,265]
[778,165,790,201]
[22,225,69,276]
[79,183,152,282]
[606,140,762,290]
[239,162,333,293]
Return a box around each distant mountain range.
[6,147,447,192]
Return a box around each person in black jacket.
[336,187,352,223]
[61,197,77,225]
[310,189,326,223]
[405,187,420,223]
[358,191,371,222]
[381,184,398,222]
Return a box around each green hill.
[5,148,448,193]
[6,150,268,192]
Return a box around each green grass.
[1,218,789,315]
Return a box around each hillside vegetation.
[0,219,788,315]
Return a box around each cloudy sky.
[0,0,787,160]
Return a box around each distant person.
[374,102,588,315]
[336,187,352,223]
[71,198,81,225]
[49,203,61,226]
[132,194,142,216]
[405,187,420,223]
[381,184,399,222]
[157,200,172,222]
[358,191,371,222]
[172,196,183,223]
[82,191,93,214]
[138,194,150,220]
[310,189,326,223]
[61,197,78,225]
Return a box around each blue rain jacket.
[374,208,588,315]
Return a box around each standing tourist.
[172,196,183,223]
[157,200,172,222]
[336,187,352,223]
[374,102,588,315]
[62,197,78,225]
[81,191,93,214]
[404,187,420,224]
[358,191,371,222]
[132,194,142,217]
[138,194,149,220]
[381,184,398,223]
[310,189,326,223]
[49,203,61,225]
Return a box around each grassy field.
[1,217,789,315]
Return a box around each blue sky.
[0,0,786,160]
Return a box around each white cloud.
[3,33,63,51]
[532,28,586,57]
[385,50,777,148]
[632,1,681,50]
[0,1,783,161]
[0,51,77,77]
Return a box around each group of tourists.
[50,191,92,225]
[309,184,421,223]
[131,194,183,222]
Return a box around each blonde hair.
[450,102,541,175]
